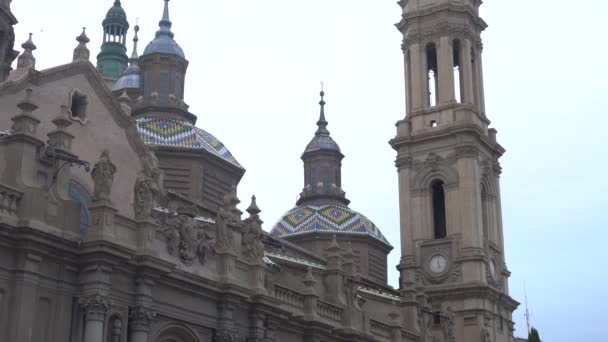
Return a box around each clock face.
[429,254,448,274]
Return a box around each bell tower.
[390,1,518,342]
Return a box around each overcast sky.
[10,0,608,340]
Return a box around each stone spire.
[246,195,261,217]
[73,28,90,62]
[11,88,40,136]
[16,33,36,70]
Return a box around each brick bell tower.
[390,1,519,341]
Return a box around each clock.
[429,254,448,274]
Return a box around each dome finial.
[315,83,330,136]
[156,0,174,38]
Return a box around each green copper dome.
[103,1,129,28]
[97,0,130,79]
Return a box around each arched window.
[426,43,438,107]
[154,324,200,342]
[431,180,447,239]
[453,39,463,103]
[481,184,489,243]
[68,180,91,236]
[405,49,413,113]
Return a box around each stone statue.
[442,307,456,342]
[242,195,265,260]
[164,207,214,266]
[133,175,154,220]
[91,150,116,201]
[215,189,240,251]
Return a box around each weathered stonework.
[0,1,518,342]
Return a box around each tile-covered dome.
[271,204,390,245]
[136,117,242,169]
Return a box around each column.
[9,253,42,342]
[437,36,455,105]
[408,43,426,111]
[80,295,111,342]
[455,148,483,250]
[461,39,475,105]
[129,306,155,342]
[475,46,486,114]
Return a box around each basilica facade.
[0,1,518,342]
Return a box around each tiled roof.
[264,252,326,270]
[136,117,242,169]
[357,286,402,302]
[271,204,390,245]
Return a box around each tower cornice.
[396,3,487,32]
[389,123,506,158]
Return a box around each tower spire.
[156,0,174,38]
[316,88,330,136]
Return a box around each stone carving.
[451,263,462,282]
[242,195,265,260]
[11,88,40,135]
[79,294,112,321]
[215,329,239,342]
[133,151,164,221]
[455,146,479,159]
[163,206,214,266]
[73,27,90,62]
[221,187,242,225]
[91,150,116,201]
[442,307,456,342]
[481,328,491,342]
[134,175,155,221]
[215,188,240,251]
[129,306,156,331]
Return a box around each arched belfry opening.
[453,39,463,103]
[431,180,447,239]
[426,43,438,107]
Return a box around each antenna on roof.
[524,281,531,334]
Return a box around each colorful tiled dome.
[136,117,242,169]
[271,204,390,245]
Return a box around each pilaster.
[9,252,42,342]
[87,200,118,241]
[437,36,455,105]
[80,294,112,342]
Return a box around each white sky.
[10,0,608,340]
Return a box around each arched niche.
[152,323,200,342]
